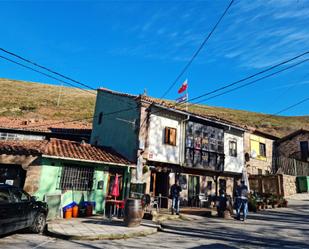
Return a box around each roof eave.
[42,154,133,167]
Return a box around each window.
[98,112,103,125]
[300,141,309,161]
[229,140,237,157]
[258,169,263,175]
[59,165,94,191]
[164,127,177,146]
[259,143,266,157]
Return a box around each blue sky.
[0,0,308,116]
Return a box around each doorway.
[155,172,169,208]
[188,175,200,206]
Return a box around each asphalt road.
[1,195,308,249]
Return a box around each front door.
[188,175,200,206]
[155,172,169,208]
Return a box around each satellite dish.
[251,150,257,159]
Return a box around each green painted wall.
[35,158,113,214]
[90,90,140,162]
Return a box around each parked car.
[0,184,48,236]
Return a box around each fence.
[275,156,309,176]
[249,174,297,197]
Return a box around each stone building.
[244,130,279,175]
[276,129,309,162]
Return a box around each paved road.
[1,195,308,249]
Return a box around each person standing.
[235,180,248,221]
[170,180,182,215]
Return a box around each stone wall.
[277,132,309,159]
[249,174,297,197]
[23,158,42,195]
[282,174,297,197]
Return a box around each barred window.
[59,165,94,191]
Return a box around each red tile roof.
[45,139,132,165]
[0,139,132,165]
[0,140,48,156]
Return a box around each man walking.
[170,179,182,215]
[235,180,248,221]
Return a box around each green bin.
[297,176,309,193]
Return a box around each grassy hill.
[1,78,308,137]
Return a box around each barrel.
[124,199,143,227]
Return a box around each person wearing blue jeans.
[170,180,182,215]
[235,180,248,221]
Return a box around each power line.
[160,0,235,98]
[181,51,309,104]
[0,47,96,91]
[25,50,309,129]
[192,58,309,104]
[258,97,309,124]
[0,51,137,107]
[0,54,96,96]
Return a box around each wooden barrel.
[124,199,143,227]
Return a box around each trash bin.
[63,202,76,219]
[80,201,96,216]
[297,176,309,193]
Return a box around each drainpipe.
[180,114,190,167]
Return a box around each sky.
[0,0,308,116]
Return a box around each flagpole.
[186,81,188,112]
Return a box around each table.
[104,200,125,221]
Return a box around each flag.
[176,94,188,103]
[178,79,188,94]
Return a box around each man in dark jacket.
[170,180,182,215]
[235,180,249,221]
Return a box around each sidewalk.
[46,216,158,240]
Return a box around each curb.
[45,224,158,241]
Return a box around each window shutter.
[170,128,176,146]
[164,127,169,144]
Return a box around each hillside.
[1,78,308,137]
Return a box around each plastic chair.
[198,193,208,208]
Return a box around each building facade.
[276,129,309,162]
[91,89,245,208]
[244,130,278,175]
[0,138,132,219]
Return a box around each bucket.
[72,205,79,218]
[65,208,72,219]
[124,198,143,227]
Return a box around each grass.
[1,78,308,137]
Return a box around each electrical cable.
[160,0,235,98]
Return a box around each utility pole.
[57,83,63,107]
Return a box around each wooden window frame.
[229,140,237,157]
[164,127,177,146]
[259,142,266,157]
